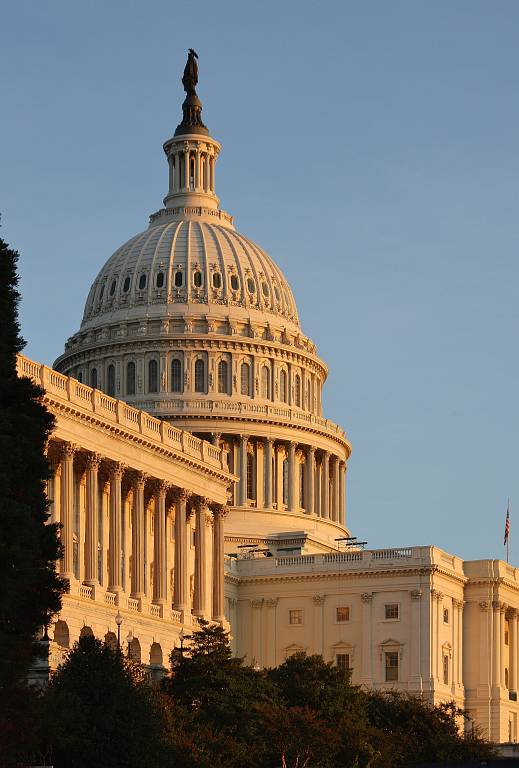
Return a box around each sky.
[1,0,518,562]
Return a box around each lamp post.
[178,628,185,657]
[115,611,123,652]
[126,630,133,660]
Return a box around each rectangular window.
[336,606,350,623]
[289,609,303,625]
[336,653,350,671]
[443,608,449,624]
[443,654,449,685]
[385,651,399,682]
[385,603,399,620]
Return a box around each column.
[276,446,286,509]
[174,152,181,191]
[360,592,373,685]
[265,598,278,667]
[501,603,507,688]
[332,456,340,522]
[339,462,346,525]
[436,591,443,680]
[131,472,146,599]
[60,442,77,579]
[492,600,501,691]
[108,462,123,592]
[168,155,174,195]
[306,447,315,516]
[510,609,518,695]
[195,149,201,190]
[209,155,215,192]
[238,435,248,506]
[251,599,263,667]
[173,490,190,616]
[457,599,464,688]
[84,452,101,586]
[212,504,227,622]
[287,442,297,512]
[321,451,330,519]
[193,497,210,618]
[409,589,422,689]
[315,458,322,517]
[153,481,168,605]
[313,594,325,656]
[264,438,273,509]
[184,145,190,190]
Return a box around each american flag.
[504,501,511,546]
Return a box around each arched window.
[148,359,158,393]
[156,272,165,288]
[193,271,203,288]
[174,270,183,287]
[91,368,98,388]
[218,360,228,394]
[280,369,287,403]
[194,359,205,393]
[240,362,250,396]
[138,274,147,290]
[123,276,131,292]
[212,272,222,289]
[295,374,301,407]
[230,274,239,291]
[261,367,270,399]
[126,361,136,395]
[109,279,117,296]
[107,364,115,397]
[171,358,182,393]
[247,451,256,500]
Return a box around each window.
[148,359,158,393]
[261,367,270,399]
[385,652,399,682]
[212,272,222,289]
[99,283,105,301]
[174,270,183,287]
[109,279,117,296]
[126,362,136,395]
[247,277,255,293]
[443,608,449,624]
[218,360,228,394]
[230,274,239,291]
[91,368,98,388]
[262,281,269,297]
[240,362,250,396]
[138,274,147,290]
[107,364,115,397]
[193,271,202,288]
[247,451,255,500]
[195,359,205,393]
[336,653,350,671]
[336,606,350,623]
[171,358,182,393]
[77,371,82,383]
[289,609,303,625]
[295,374,301,407]
[156,272,165,288]
[274,285,281,302]
[443,654,449,685]
[385,603,399,620]
[123,276,131,293]
[280,369,287,402]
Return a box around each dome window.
[123,276,131,293]
[138,274,147,290]
[212,272,222,289]
[274,285,281,302]
[218,359,229,394]
[148,359,158,393]
[109,279,117,296]
[240,362,250,396]
[194,359,205,393]
[262,282,269,297]
[174,270,183,288]
[126,362,136,395]
[247,277,256,294]
[90,368,98,388]
[171,358,182,393]
[99,284,105,301]
[156,272,165,288]
[107,364,115,397]
[193,271,203,288]
[230,274,239,291]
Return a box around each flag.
[504,501,511,546]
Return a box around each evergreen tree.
[0,237,66,680]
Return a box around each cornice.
[225,564,440,586]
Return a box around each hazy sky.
[2,1,518,562]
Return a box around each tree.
[37,635,174,768]
[0,236,66,765]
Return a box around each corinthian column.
[173,489,190,617]
[193,497,210,618]
[131,472,146,599]
[492,600,501,691]
[321,451,330,519]
[153,481,168,605]
[60,442,77,579]
[510,608,518,696]
[287,442,297,513]
[212,504,227,622]
[84,452,101,586]
[238,435,249,506]
[264,438,273,509]
[306,447,315,515]
[108,462,124,593]
[339,461,346,525]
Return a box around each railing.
[79,585,94,599]
[127,597,140,612]
[371,548,412,560]
[276,555,315,567]
[104,591,117,606]
[16,354,229,472]
[170,608,183,623]
[150,604,162,618]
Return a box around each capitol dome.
[55,51,350,551]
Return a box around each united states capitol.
[24,50,518,745]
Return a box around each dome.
[80,216,300,335]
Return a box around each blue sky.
[2,1,518,561]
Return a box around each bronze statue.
[182,49,199,96]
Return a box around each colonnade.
[49,440,226,623]
[214,433,346,524]
[167,143,216,196]
[478,599,519,696]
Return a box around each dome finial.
[175,49,208,136]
